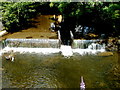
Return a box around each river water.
[1,51,120,89]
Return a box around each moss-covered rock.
[97,52,113,57]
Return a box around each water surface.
[2,52,119,88]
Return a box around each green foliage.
[102,3,120,19]
[102,3,120,36]
[1,2,120,36]
[54,2,120,36]
[2,2,40,32]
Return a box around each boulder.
[97,52,113,57]
[0,30,8,37]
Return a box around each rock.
[0,30,8,37]
[26,36,32,39]
[97,52,113,57]
[0,68,4,71]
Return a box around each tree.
[2,2,120,37]
[2,2,43,32]
[55,2,120,37]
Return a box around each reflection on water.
[2,52,119,88]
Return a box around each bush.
[2,2,39,32]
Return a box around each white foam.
[60,45,73,57]
[2,47,60,54]
[73,48,105,55]
[1,46,105,56]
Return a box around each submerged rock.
[97,52,113,57]
[0,68,4,71]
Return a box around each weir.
[1,31,106,57]
[1,39,106,57]
[73,39,105,50]
[5,39,60,48]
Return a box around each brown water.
[2,52,120,89]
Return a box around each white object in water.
[5,55,14,62]
[4,49,15,62]
[50,23,55,31]
[80,76,85,90]
[11,56,14,62]
[60,45,73,57]
[51,23,55,27]
[0,30,8,37]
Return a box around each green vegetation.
[1,2,120,37]
[54,2,120,37]
[1,2,55,32]
[2,2,41,32]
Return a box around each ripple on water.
[2,52,119,88]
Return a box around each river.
[1,51,120,89]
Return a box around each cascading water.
[60,45,73,57]
[5,39,60,48]
[88,42,105,50]
[1,39,61,55]
[73,40,100,49]
[72,40,106,55]
[1,38,106,57]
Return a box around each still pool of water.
[2,52,120,88]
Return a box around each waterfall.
[72,39,105,55]
[5,39,60,48]
[1,39,60,55]
[72,40,88,49]
[60,45,73,57]
[0,40,7,50]
[1,38,106,56]
[59,31,73,57]
[88,42,105,50]
[72,39,105,49]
